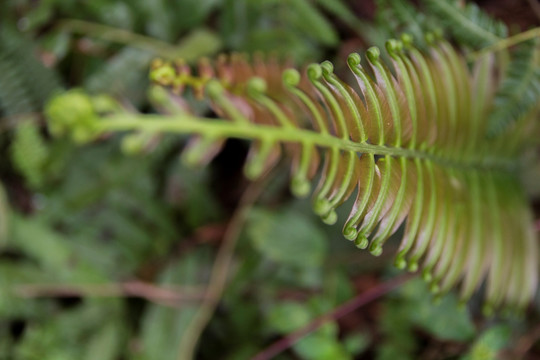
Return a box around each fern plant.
[45,29,539,313]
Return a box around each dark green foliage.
[266,300,353,359]
[138,249,213,360]
[378,278,482,360]
[247,208,327,267]
[461,325,512,360]
[219,0,338,62]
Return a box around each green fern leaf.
[46,36,539,312]
[422,0,507,48]
[487,40,540,136]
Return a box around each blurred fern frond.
[376,0,430,48]
[422,0,508,48]
[46,33,540,312]
[487,39,540,136]
[0,28,61,117]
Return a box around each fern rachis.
[45,34,539,312]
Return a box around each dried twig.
[250,274,411,360]
[467,27,540,61]
[14,281,206,307]
[526,0,540,21]
[506,323,540,359]
[176,179,266,360]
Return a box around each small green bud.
[400,33,413,48]
[291,177,311,198]
[355,234,369,249]
[394,256,407,269]
[121,133,147,155]
[244,160,264,180]
[366,47,381,63]
[206,79,225,98]
[347,53,362,68]
[283,69,301,87]
[422,269,432,282]
[343,225,357,241]
[307,63,322,81]
[149,61,176,85]
[320,60,334,75]
[247,77,267,96]
[408,260,418,272]
[313,198,331,216]
[148,85,170,106]
[322,210,337,225]
[370,244,383,256]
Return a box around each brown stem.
[250,274,411,360]
[176,179,266,360]
[526,0,540,21]
[507,323,540,358]
[14,281,206,307]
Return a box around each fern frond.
[487,40,540,137]
[85,47,154,104]
[0,54,35,116]
[422,0,507,48]
[46,36,539,312]
[0,28,62,116]
[376,0,430,49]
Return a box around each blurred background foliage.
[0,0,539,359]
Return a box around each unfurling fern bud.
[10,119,49,188]
[45,90,100,143]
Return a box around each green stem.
[100,114,516,171]
[430,0,500,45]
[468,27,540,61]
[59,19,178,54]
[58,19,220,60]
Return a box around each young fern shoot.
[46,33,539,313]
